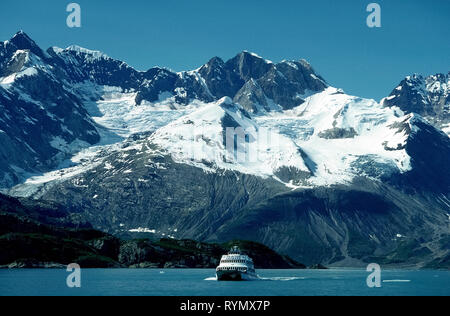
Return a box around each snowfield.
[150,97,309,179]
[9,83,424,195]
[256,87,413,186]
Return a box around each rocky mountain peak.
[63,45,110,61]
[8,31,47,60]
[202,56,225,69]
[3,32,330,111]
[10,31,36,47]
[382,72,449,134]
[226,51,274,82]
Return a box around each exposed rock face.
[256,60,327,110]
[209,180,450,267]
[233,79,273,113]
[382,73,449,134]
[47,45,142,89]
[136,51,328,109]
[318,127,358,139]
[198,57,243,98]
[395,115,450,193]
[0,33,101,188]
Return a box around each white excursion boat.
[216,246,258,281]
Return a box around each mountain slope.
[0,193,304,269]
[210,179,449,267]
[0,32,100,188]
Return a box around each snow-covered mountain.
[382,73,449,135]
[1,31,449,267]
[0,32,100,188]
[0,31,328,188]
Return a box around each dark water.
[0,269,448,296]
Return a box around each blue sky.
[0,0,448,100]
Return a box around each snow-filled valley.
[7,85,198,196]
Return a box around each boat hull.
[216,270,258,281]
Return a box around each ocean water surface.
[0,269,448,296]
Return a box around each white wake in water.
[257,276,306,281]
[204,276,304,281]
[204,277,218,281]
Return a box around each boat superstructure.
[216,246,258,281]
